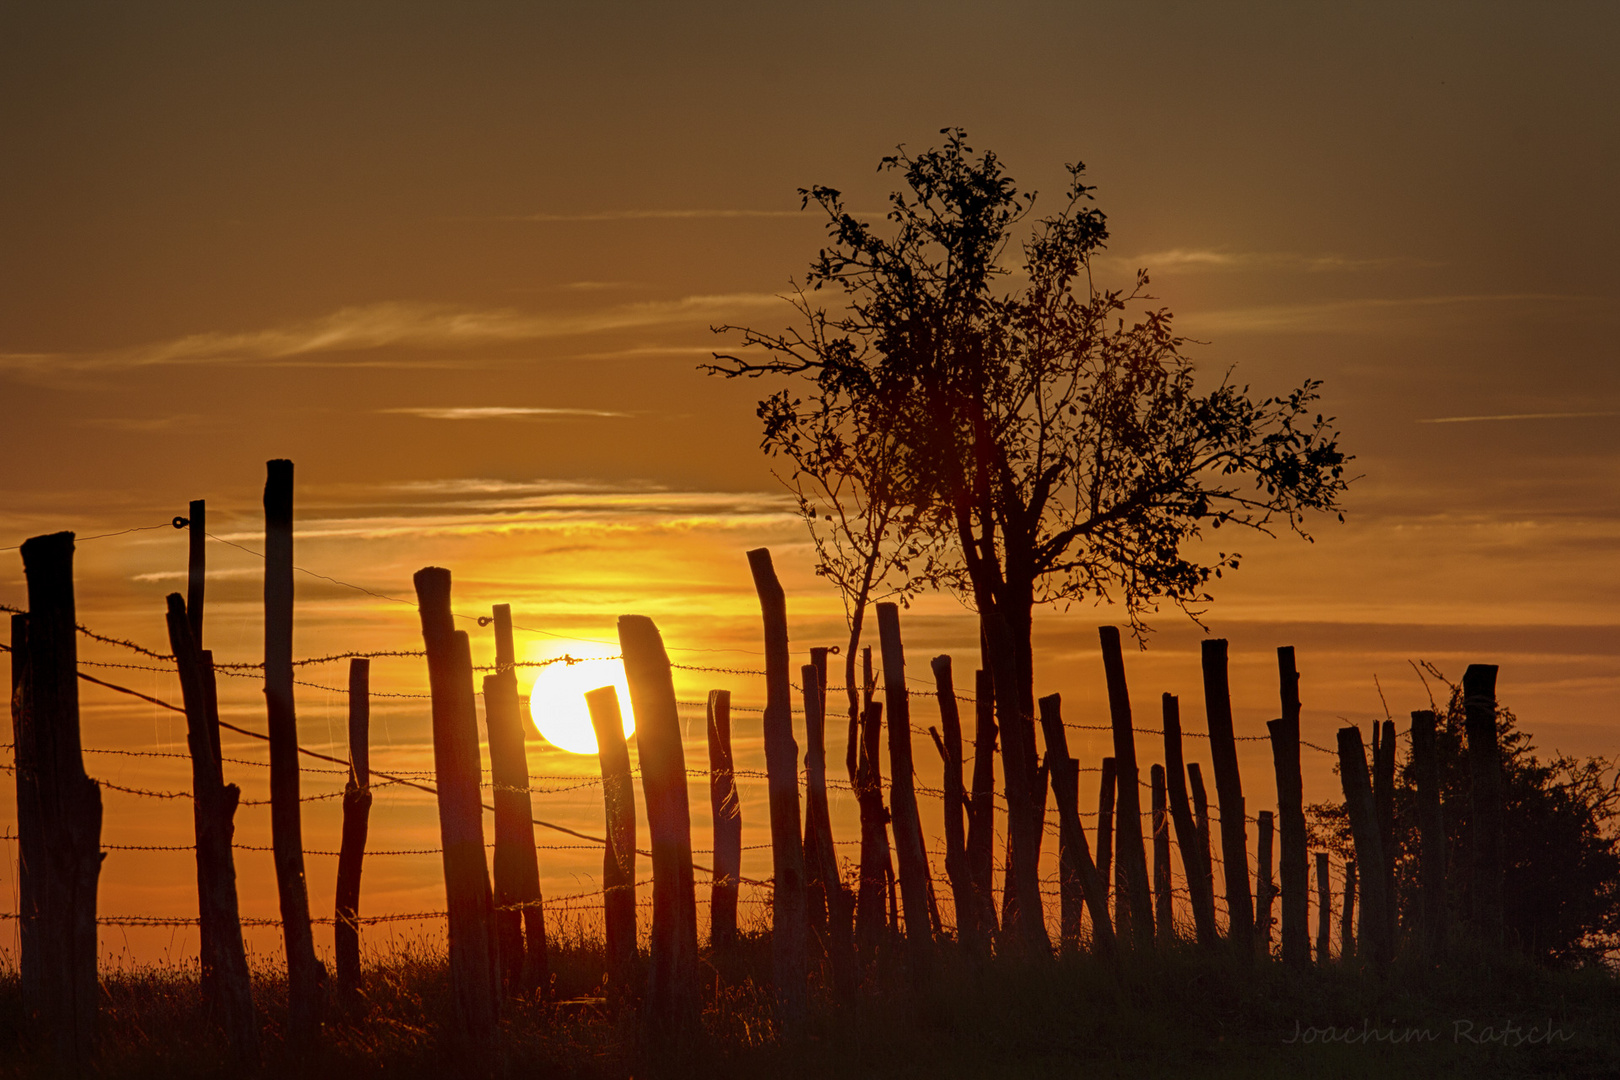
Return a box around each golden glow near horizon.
[528,654,635,755]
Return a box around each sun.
[527,653,635,755]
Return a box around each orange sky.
[3,2,1618,966]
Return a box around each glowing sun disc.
[528,658,635,755]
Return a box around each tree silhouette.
[708,130,1352,946]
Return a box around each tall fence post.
[10,613,41,1012]
[876,603,934,974]
[485,604,548,997]
[1162,695,1217,946]
[1341,859,1357,960]
[802,654,853,993]
[187,498,205,646]
[966,669,998,947]
[335,658,372,1000]
[1462,664,1504,946]
[1374,718,1398,952]
[414,567,499,1054]
[165,594,256,1061]
[707,690,741,949]
[1410,709,1447,958]
[19,532,103,1068]
[1315,852,1332,964]
[620,614,701,1032]
[585,686,638,1007]
[264,461,326,1043]
[929,656,974,948]
[1036,694,1115,962]
[745,548,808,1027]
[1201,639,1253,953]
[1255,810,1276,959]
[1271,646,1309,969]
[1099,626,1154,949]
[1336,725,1390,969]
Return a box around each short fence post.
[1201,639,1253,953]
[876,603,934,974]
[1151,764,1174,944]
[965,670,999,946]
[745,549,808,1027]
[1096,756,1116,913]
[1315,852,1332,963]
[1099,626,1154,949]
[585,686,638,1007]
[187,498,205,646]
[620,614,701,1032]
[1187,763,1216,926]
[335,658,372,1000]
[1271,647,1310,969]
[855,699,892,950]
[1036,694,1115,962]
[165,594,256,1061]
[1341,859,1357,960]
[929,656,974,947]
[19,532,103,1068]
[414,567,499,1053]
[706,690,741,949]
[1410,709,1447,958]
[1462,664,1505,946]
[1162,695,1217,946]
[801,654,853,993]
[1336,725,1390,969]
[1255,810,1276,959]
[1374,718,1398,951]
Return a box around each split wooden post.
[965,669,999,945]
[1201,639,1253,953]
[876,603,934,973]
[17,533,103,1068]
[10,613,41,1011]
[1255,811,1276,958]
[1271,646,1310,969]
[335,659,372,999]
[854,699,892,950]
[414,567,499,1053]
[485,604,548,997]
[929,656,974,947]
[187,498,205,646]
[1336,725,1391,969]
[1410,709,1447,958]
[706,690,742,949]
[166,594,257,1060]
[1151,764,1173,943]
[585,686,638,1006]
[1341,860,1357,960]
[1315,854,1328,965]
[1162,695,1217,946]
[1036,694,1116,962]
[620,614,701,1031]
[1462,664,1505,946]
[1096,757,1117,912]
[1373,719,1398,950]
[745,549,808,1026]
[1099,626,1154,949]
[802,654,848,985]
[1187,764,1215,910]
[264,461,326,1042]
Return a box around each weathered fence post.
[1201,639,1253,953]
[1036,694,1116,962]
[1187,763,1216,927]
[1099,626,1154,949]
[1162,695,1217,946]
[485,605,548,997]
[876,603,934,973]
[1336,725,1391,969]
[264,461,326,1043]
[1410,709,1447,958]
[335,658,372,1000]
[802,655,853,993]
[1271,646,1310,969]
[1462,664,1504,946]
[10,613,41,1012]
[18,532,103,1068]
[187,498,206,646]
[745,548,808,1026]
[966,669,998,946]
[1341,860,1357,961]
[413,567,499,1053]
[1096,756,1116,913]
[1255,810,1276,959]
[707,690,741,949]
[1315,852,1332,963]
[1151,764,1173,943]
[855,699,892,950]
[1373,718,1397,952]
[165,594,256,1060]
[620,614,701,1032]
[929,655,974,947]
[585,686,638,1006]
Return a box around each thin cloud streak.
[380,406,631,421]
[1104,248,1435,274]
[1179,293,1597,335]
[1419,411,1620,424]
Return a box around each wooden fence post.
[1201,639,1253,953]
[745,549,808,1026]
[1410,709,1447,958]
[19,532,103,1068]
[1151,764,1173,943]
[1462,664,1504,946]
[1162,695,1217,946]
[585,686,638,1007]
[10,613,41,1012]
[165,594,256,1061]
[966,669,998,946]
[1098,626,1154,949]
[485,605,548,997]
[928,656,970,942]
[707,690,741,949]
[335,659,372,1000]
[1315,852,1332,963]
[1336,725,1391,969]
[876,603,934,973]
[264,462,326,1043]
[619,614,701,1031]
[413,567,499,1053]
[855,699,892,950]
[1374,718,1397,952]
[1255,810,1275,958]
[1341,860,1357,961]
[1036,694,1116,962]
[1271,646,1310,969]
[1096,756,1116,913]
[1187,763,1216,926]
[187,498,205,646]
[802,656,853,993]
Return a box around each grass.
[3,933,1618,1079]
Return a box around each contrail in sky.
[1418,411,1620,424]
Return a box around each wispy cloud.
[1419,410,1620,424]
[502,209,808,223]
[1178,293,1595,335]
[379,406,631,421]
[1106,248,1431,275]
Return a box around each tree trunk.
[1336,725,1390,969]
[1161,695,1217,946]
[1200,639,1253,953]
[965,669,998,947]
[876,603,933,974]
[1098,627,1154,949]
[1462,665,1504,947]
[706,690,741,949]
[980,609,1048,953]
[585,686,638,1008]
[1409,709,1447,959]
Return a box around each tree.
[708,129,1352,950]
